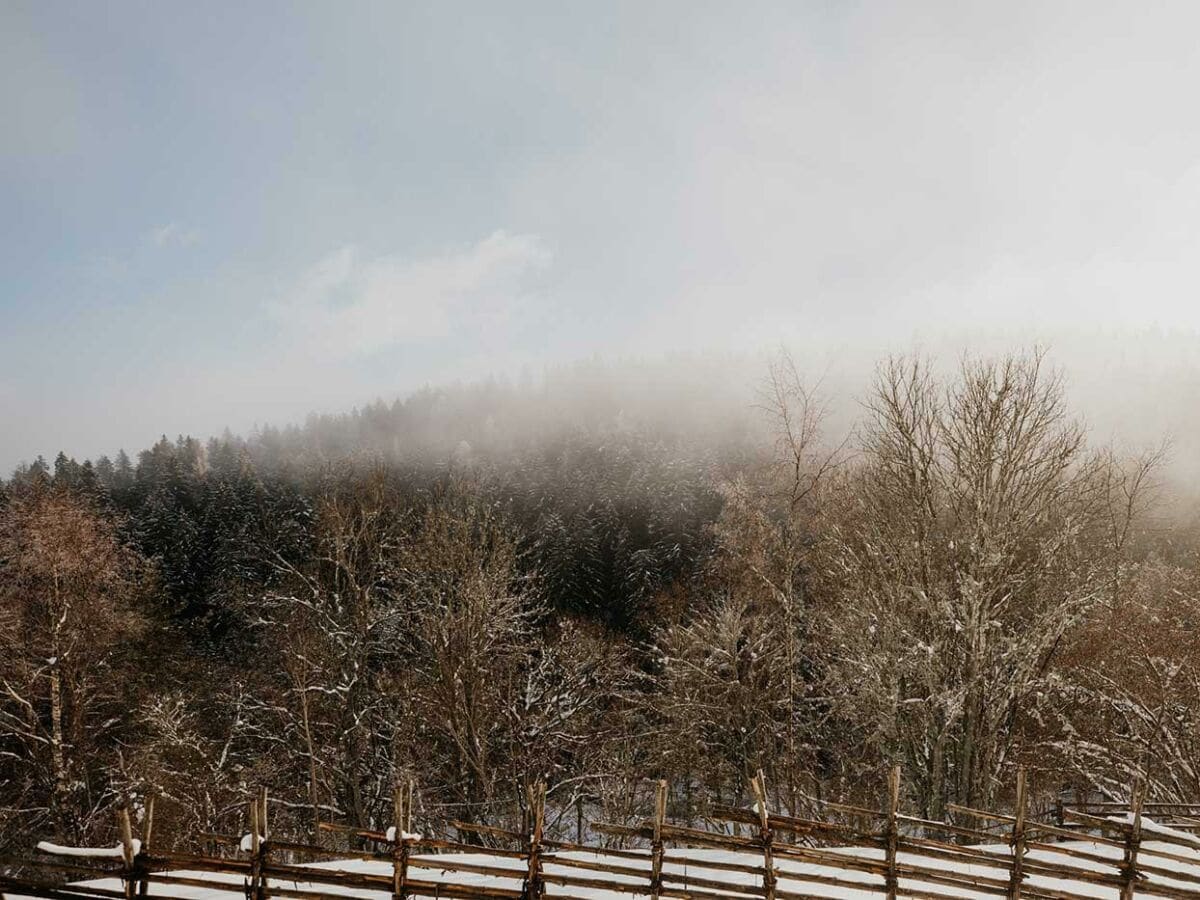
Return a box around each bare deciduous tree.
[247,469,408,835]
[814,351,1156,817]
[714,353,844,806]
[0,482,150,846]
[395,485,539,828]
[1034,557,1200,802]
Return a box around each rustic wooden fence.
[4,769,1200,900]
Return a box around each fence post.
[649,780,667,900]
[1007,769,1028,899]
[137,795,155,900]
[259,787,269,843]
[1119,778,1144,900]
[523,783,545,900]
[392,780,410,900]
[750,770,777,900]
[259,787,271,900]
[246,794,264,900]
[118,806,136,900]
[884,766,900,900]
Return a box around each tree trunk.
[49,578,72,841]
[299,687,321,842]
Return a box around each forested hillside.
[2,351,1198,853]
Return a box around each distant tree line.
[2,349,1197,853]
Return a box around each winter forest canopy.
[2,349,1198,854]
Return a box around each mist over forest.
[12,3,1200,895]
[12,324,1200,482]
[4,338,1200,853]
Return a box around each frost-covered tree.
[394,486,539,827]
[648,352,843,814]
[246,469,407,835]
[652,590,790,810]
[394,483,630,831]
[814,351,1155,817]
[0,481,151,847]
[1034,558,1200,802]
[118,684,256,844]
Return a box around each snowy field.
[11,820,1200,900]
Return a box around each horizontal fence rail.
[5,770,1200,900]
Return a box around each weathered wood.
[541,838,649,862]
[713,805,885,844]
[448,819,523,844]
[392,780,410,900]
[1009,768,1028,900]
[249,796,260,858]
[883,765,900,900]
[954,803,1128,849]
[247,793,266,900]
[134,794,154,900]
[258,787,269,843]
[117,807,136,900]
[650,779,667,900]
[139,851,253,874]
[269,836,523,861]
[749,770,776,900]
[316,821,397,844]
[0,874,197,900]
[17,766,1200,900]
[1120,777,1145,900]
[260,874,524,900]
[522,782,545,900]
[117,807,135,870]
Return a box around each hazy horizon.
[9,329,1200,492]
[6,2,1200,473]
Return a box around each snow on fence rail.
[5,769,1200,900]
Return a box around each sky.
[5,1,1200,472]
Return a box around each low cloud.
[269,230,551,360]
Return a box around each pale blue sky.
[5,1,1200,470]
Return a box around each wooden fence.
[4,769,1200,900]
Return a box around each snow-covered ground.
[11,820,1200,900]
